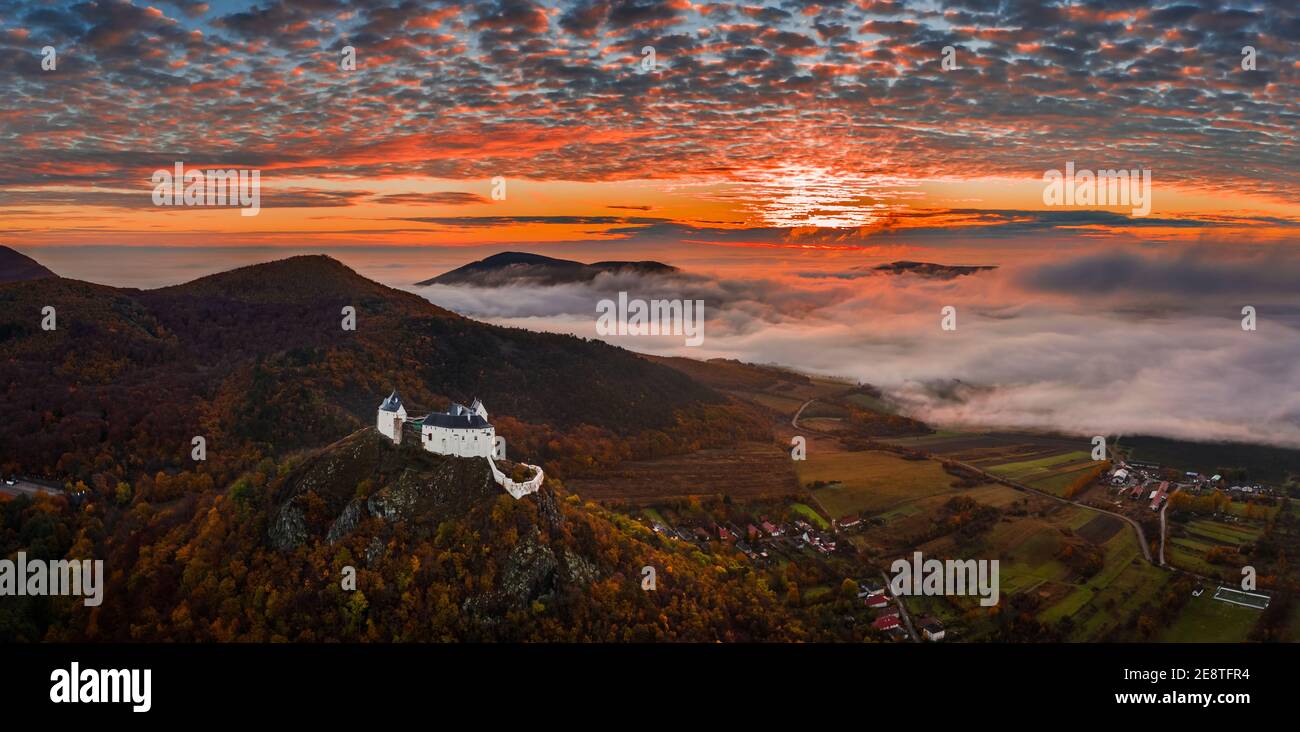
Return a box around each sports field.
[1213,586,1271,610]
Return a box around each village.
[634,503,944,643]
[1103,460,1280,514]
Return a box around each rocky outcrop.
[269,502,307,551]
[270,427,524,547]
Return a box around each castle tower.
[377,389,406,444]
[470,398,488,421]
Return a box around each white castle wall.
[421,424,495,458]
[488,458,545,499]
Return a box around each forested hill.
[3,427,829,643]
[0,253,791,642]
[0,253,764,498]
[415,251,678,287]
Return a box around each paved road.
[0,480,62,498]
[791,399,815,430]
[1159,488,1180,566]
[882,570,921,643]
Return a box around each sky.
[1,0,1298,446]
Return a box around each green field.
[1160,592,1260,643]
[1167,517,1265,579]
[641,507,667,526]
[982,451,1101,496]
[985,451,1090,478]
[791,502,830,529]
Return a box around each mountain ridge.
[416,251,678,287]
[0,245,57,284]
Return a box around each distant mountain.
[869,261,997,279]
[416,251,678,287]
[0,245,57,283]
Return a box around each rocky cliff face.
[268,427,581,614]
[270,427,506,549]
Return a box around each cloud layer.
[416,247,1300,448]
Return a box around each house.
[864,594,890,609]
[761,521,782,536]
[693,527,711,542]
[836,516,862,531]
[858,581,885,596]
[718,526,734,542]
[746,524,761,541]
[919,617,946,641]
[872,615,900,631]
[1110,468,1129,486]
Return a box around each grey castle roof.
[419,402,491,430]
[379,390,403,412]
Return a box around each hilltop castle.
[377,390,543,499]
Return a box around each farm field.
[742,391,807,416]
[983,451,1103,496]
[903,498,1167,642]
[567,441,800,504]
[1160,592,1261,643]
[882,431,1107,497]
[883,431,1090,461]
[791,502,830,529]
[987,452,1092,481]
[797,449,957,518]
[852,483,1025,553]
[1166,516,1266,580]
[800,417,849,432]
